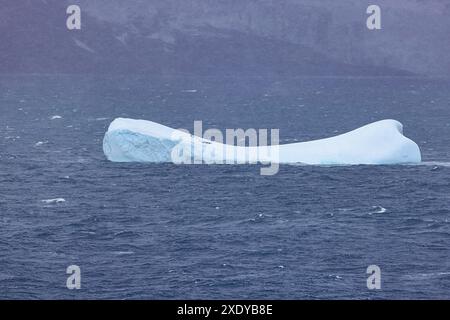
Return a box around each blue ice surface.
[103,130,177,162]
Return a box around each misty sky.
[1,0,449,76]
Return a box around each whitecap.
[80,231,96,235]
[113,251,134,255]
[41,198,66,204]
[88,117,109,121]
[370,206,387,214]
[34,141,48,147]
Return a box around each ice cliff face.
[1,0,449,75]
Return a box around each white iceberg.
[103,118,421,165]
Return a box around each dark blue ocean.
[0,75,449,299]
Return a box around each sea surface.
[0,75,449,299]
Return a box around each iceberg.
[103,118,421,165]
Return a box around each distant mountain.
[1,0,449,76]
